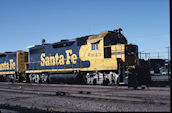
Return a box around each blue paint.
[28,39,90,71]
[0,52,16,72]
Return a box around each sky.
[0,0,170,59]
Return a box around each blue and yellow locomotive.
[0,51,27,82]
[0,29,139,85]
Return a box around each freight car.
[0,29,140,86]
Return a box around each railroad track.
[0,82,170,91]
[0,82,170,105]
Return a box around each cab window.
[91,42,99,50]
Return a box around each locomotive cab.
[81,29,138,85]
[103,30,138,85]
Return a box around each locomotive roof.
[28,29,127,50]
[29,43,51,49]
[0,50,26,56]
[0,52,16,57]
[0,53,6,57]
[1,51,16,55]
[29,38,77,50]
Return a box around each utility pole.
[144,53,146,60]
[145,53,150,60]
[166,47,170,80]
[139,51,144,59]
[147,53,151,66]
[158,52,159,59]
[148,53,150,60]
[145,52,149,60]
[166,47,170,61]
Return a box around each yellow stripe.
[0,71,15,75]
[119,82,127,84]
[26,68,84,73]
[25,67,118,73]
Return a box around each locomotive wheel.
[103,79,110,86]
[26,75,30,83]
[39,79,42,83]
[0,75,6,82]
[93,79,97,85]
[76,75,87,85]
[46,77,50,84]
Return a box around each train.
[0,28,150,87]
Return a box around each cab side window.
[91,42,99,50]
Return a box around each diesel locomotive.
[0,29,140,86]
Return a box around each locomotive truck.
[0,29,146,86]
